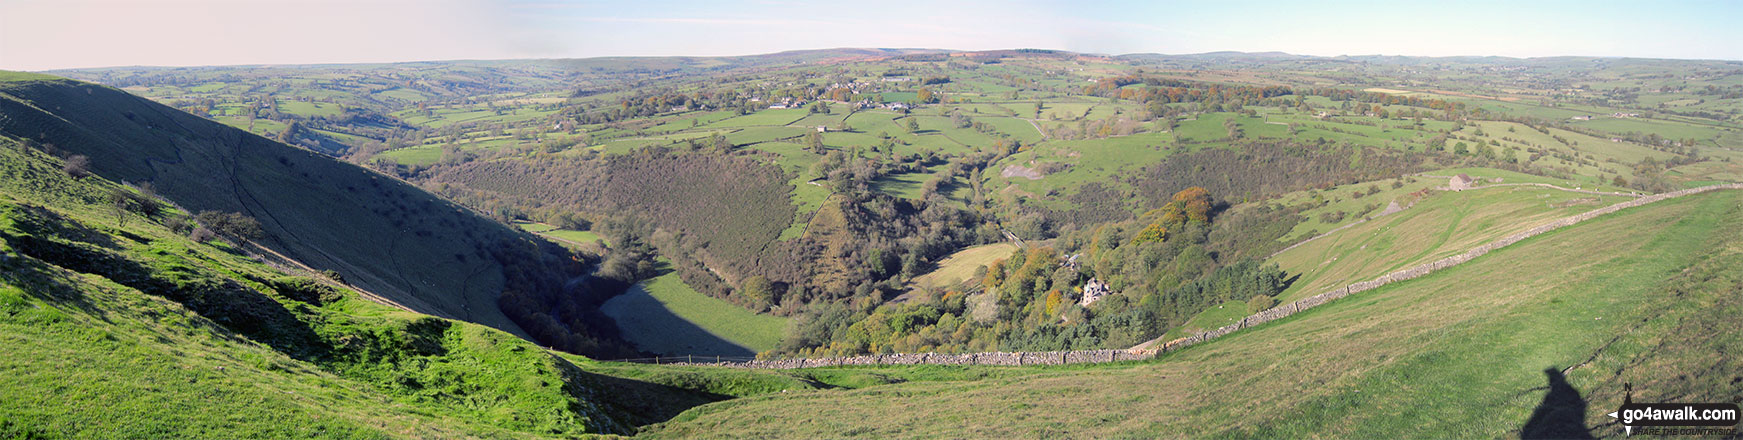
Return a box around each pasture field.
[1269,185,1631,303]
[543,229,604,245]
[1264,175,1442,241]
[909,243,1019,290]
[1158,299,1249,340]
[276,100,343,118]
[706,109,809,128]
[376,145,444,165]
[871,171,931,200]
[601,271,788,357]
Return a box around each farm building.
[1449,174,1476,191]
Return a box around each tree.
[108,188,134,228]
[195,211,264,242]
[803,131,824,152]
[951,112,972,129]
[905,118,920,133]
[739,276,776,311]
[106,187,163,228]
[916,88,934,104]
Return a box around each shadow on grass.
[600,262,758,358]
[601,283,758,358]
[1520,367,1594,439]
[580,371,736,428]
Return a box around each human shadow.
[1520,367,1595,439]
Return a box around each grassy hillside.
[638,189,1743,438]
[0,134,845,438]
[0,74,535,340]
[1271,184,1631,302]
[0,137,605,437]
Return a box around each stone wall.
[661,349,1157,369]
[661,184,1740,370]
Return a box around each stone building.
[1449,173,1476,191]
[1080,278,1110,306]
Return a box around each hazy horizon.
[22,48,1743,72]
[3,0,1742,71]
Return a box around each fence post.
[655,356,660,365]
[688,354,693,364]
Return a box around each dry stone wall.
[661,349,1156,369]
[661,184,1740,370]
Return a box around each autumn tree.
[1131,186,1213,244]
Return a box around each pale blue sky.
[2,0,1739,70]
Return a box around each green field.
[706,109,809,128]
[1271,185,1630,303]
[871,172,931,199]
[1157,298,1252,340]
[600,272,788,357]
[544,228,604,244]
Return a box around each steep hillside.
[0,74,563,344]
[0,133,843,437]
[639,189,1743,438]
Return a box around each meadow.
[600,271,789,357]
[909,242,1019,290]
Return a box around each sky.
[2,0,1741,71]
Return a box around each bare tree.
[62,155,92,178]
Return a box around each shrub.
[1247,294,1278,313]
[62,154,91,178]
[194,211,264,241]
[188,227,217,243]
[164,216,194,234]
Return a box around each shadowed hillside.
[0,73,596,346]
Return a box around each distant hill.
[0,73,538,339]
